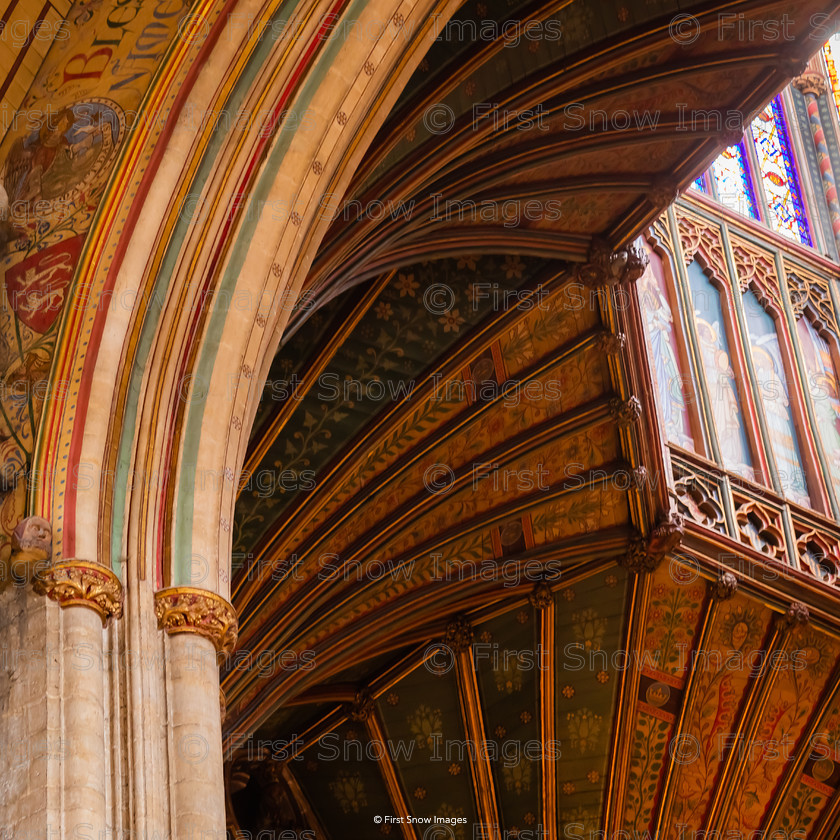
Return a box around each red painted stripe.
[152,0,348,583]
[63,0,348,570]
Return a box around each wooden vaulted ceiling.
[225,0,840,836]
[298,0,840,313]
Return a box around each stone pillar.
[155,587,237,840]
[33,559,123,839]
[792,71,840,255]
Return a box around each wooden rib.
[703,618,790,834]
[239,270,393,486]
[812,787,840,840]
[653,593,719,836]
[539,596,557,833]
[456,647,501,840]
[367,710,419,840]
[604,569,651,835]
[760,656,840,834]
[282,764,330,838]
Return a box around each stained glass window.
[638,248,695,450]
[710,142,759,220]
[686,260,754,479]
[741,291,810,506]
[824,35,840,118]
[691,175,706,193]
[750,98,812,245]
[797,318,840,502]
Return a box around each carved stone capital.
[33,560,123,626]
[154,586,238,655]
[574,238,649,288]
[792,72,828,98]
[443,615,474,652]
[609,396,642,427]
[711,571,738,601]
[528,582,553,610]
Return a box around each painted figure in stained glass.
[797,318,840,501]
[638,252,694,449]
[742,291,810,506]
[687,261,754,479]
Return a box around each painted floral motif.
[329,771,368,814]
[408,704,443,750]
[502,758,532,794]
[643,566,705,676]
[572,608,607,651]
[565,708,603,754]
[437,805,467,840]
[494,657,523,694]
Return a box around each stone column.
[33,559,123,840]
[154,587,237,840]
[792,72,840,255]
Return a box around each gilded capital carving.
[33,560,123,626]
[792,72,828,98]
[154,586,238,655]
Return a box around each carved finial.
[711,571,738,601]
[792,72,828,98]
[574,238,649,287]
[443,615,474,652]
[619,512,685,575]
[648,177,679,209]
[529,582,553,610]
[347,688,374,722]
[632,466,649,490]
[609,396,642,427]
[595,331,626,356]
[780,601,810,628]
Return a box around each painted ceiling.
[227,558,840,839]
[299,0,836,313]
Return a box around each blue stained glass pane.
[750,97,812,245]
[741,291,810,506]
[690,174,706,193]
[710,142,759,220]
[686,260,754,479]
